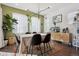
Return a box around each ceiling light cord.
[37,4,51,18]
[39,6,50,13]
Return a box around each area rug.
[0,52,37,56]
[0,52,26,56]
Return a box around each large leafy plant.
[2,14,18,40]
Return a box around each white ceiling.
[3,3,79,15]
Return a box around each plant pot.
[7,32,16,45]
[8,36,16,45]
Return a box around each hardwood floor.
[48,41,79,56]
[0,40,79,56]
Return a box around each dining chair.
[15,34,29,55]
[33,32,37,34]
[25,32,31,34]
[14,34,20,53]
[42,33,52,54]
[12,34,20,56]
[28,34,42,56]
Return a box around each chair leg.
[44,43,45,53]
[26,46,29,54]
[38,45,42,55]
[48,43,52,50]
[31,45,33,56]
[16,44,19,53]
[28,44,31,54]
[27,47,28,54]
[23,39,28,54]
[46,43,48,51]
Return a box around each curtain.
[12,13,28,34]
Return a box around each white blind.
[30,17,41,33]
[12,13,28,34]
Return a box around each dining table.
[18,33,46,54]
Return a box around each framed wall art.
[53,14,62,23]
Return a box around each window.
[30,17,41,33]
[12,13,28,34]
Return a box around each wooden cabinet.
[51,32,71,44]
[52,33,61,41]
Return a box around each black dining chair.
[33,32,37,34]
[15,34,29,55]
[42,33,51,54]
[14,34,20,53]
[28,34,42,56]
[25,32,31,34]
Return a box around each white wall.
[0,5,5,48]
[44,15,54,32]
[44,4,79,32]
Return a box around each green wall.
[1,4,44,32]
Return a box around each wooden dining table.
[18,33,46,54]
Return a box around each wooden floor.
[0,41,79,56]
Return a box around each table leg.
[18,38,26,54]
[18,37,22,54]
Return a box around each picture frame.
[53,14,62,23]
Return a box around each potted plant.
[2,14,18,45]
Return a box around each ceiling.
[3,3,79,15]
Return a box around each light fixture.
[24,9,27,11]
[37,4,51,19]
[15,3,19,6]
[39,6,52,13]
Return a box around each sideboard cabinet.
[51,32,72,44]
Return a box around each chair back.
[31,34,42,45]
[43,33,51,43]
[15,34,20,44]
[25,32,31,34]
[33,32,37,34]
